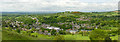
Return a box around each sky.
[0,0,120,12]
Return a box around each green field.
[110,35,118,40]
[63,34,90,40]
[2,30,40,40]
[2,30,119,40]
[2,30,90,40]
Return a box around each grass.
[118,35,120,42]
[2,30,90,40]
[31,33,55,40]
[62,34,90,40]
[2,30,118,40]
[0,29,1,42]
[110,35,118,40]
[2,30,40,40]
[2,30,55,40]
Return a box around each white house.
[47,27,60,30]
[69,30,77,34]
[36,28,40,30]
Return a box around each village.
[2,11,119,40]
[3,15,100,36]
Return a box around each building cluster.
[4,16,98,35]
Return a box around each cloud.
[0,0,119,12]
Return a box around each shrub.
[54,35,65,40]
[79,31,83,34]
[89,29,110,40]
[111,33,116,36]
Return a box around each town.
[2,11,119,40]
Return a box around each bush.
[89,29,110,40]
[16,29,20,33]
[54,35,65,40]
[79,31,83,34]
[111,33,116,36]
[59,30,66,35]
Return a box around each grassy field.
[62,34,90,40]
[2,30,118,40]
[110,35,118,40]
[2,30,90,40]
[2,30,56,40]
[30,33,55,40]
[118,35,120,42]
[2,30,40,40]
[0,28,1,42]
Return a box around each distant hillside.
[2,10,119,15]
[112,10,120,12]
[2,12,58,15]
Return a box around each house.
[53,27,60,30]
[71,12,80,13]
[41,24,50,28]
[47,27,53,29]
[36,28,40,30]
[33,31,37,33]
[57,23,65,25]
[74,25,80,29]
[87,26,91,28]
[69,30,77,34]
[95,26,98,29]
[22,28,28,31]
[13,26,15,27]
[32,17,36,20]
[48,33,51,35]
[76,18,90,21]
[66,29,77,34]
[38,30,43,34]
[46,27,60,30]
[81,29,92,32]
[44,30,48,33]
[66,29,71,32]
[14,28,16,30]
[44,30,48,35]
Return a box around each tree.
[89,29,110,40]
[54,35,65,40]
[105,37,112,41]
[59,30,66,35]
[51,30,57,35]
[16,29,20,33]
[118,29,120,35]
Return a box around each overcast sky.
[0,0,120,12]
